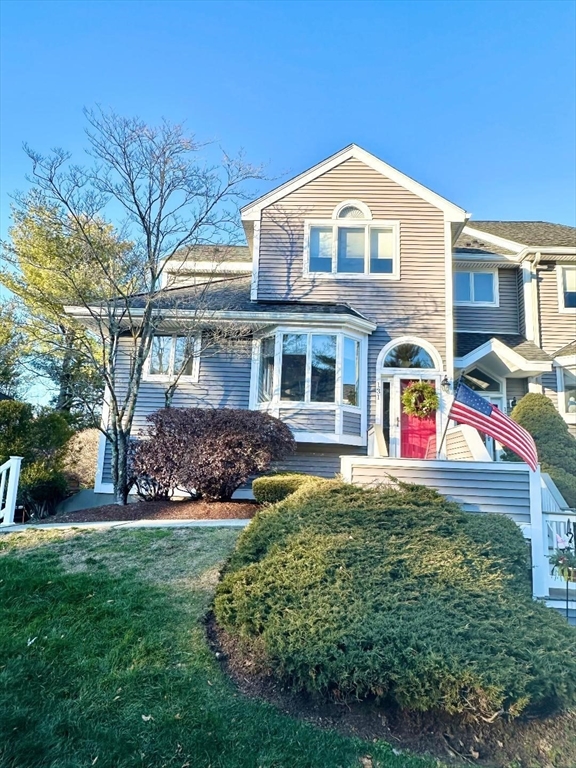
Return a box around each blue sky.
[1,0,575,243]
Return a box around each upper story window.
[145,334,200,381]
[305,200,399,279]
[257,332,360,407]
[558,265,576,311]
[454,270,498,306]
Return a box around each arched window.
[382,343,435,369]
[377,337,442,372]
[337,205,364,219]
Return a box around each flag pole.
[437,377,461,458]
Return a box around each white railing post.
[529,466,548,598]
[0,456,23,527]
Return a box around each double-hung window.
[557,366,576,422]
[454,270,498,305]
[146,334,199,380]
[306,201,399,278]
[257,332,360,407]
[558,265,576,311]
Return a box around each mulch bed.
[206,613,576,768]
[31,498,260,524]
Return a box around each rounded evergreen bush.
[252,473,323,504]
[215,480,576,721]
[506,393,576,507]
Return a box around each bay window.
[257,331,361,407]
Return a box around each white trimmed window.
[256,332,360,407]
[145,334,200,381]
[305,201,399,278]
[558,265,576,312]
[454,270,498,306]
[557,366,576,423]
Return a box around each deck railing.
[0,456,23,527]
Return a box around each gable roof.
[454,333,552,362]
[241,144,469,222]
[466,221,576,250]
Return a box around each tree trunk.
[111,430,130,505]
[56,342,75,413]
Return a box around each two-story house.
[74,145,575,602]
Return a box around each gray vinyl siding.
[102,440,113,484]
[517,268,526,336]
[279,408,336,432]
[273,444,366,478]
[347,462,531,525]
[256,157,448,428]
[454,268,520,333]
[537,260,576,354]
[342,410,362,436]
[115,336,252,434]
[506,378,528,404]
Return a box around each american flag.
[448,381,538,471]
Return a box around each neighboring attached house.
[66,144,575,605]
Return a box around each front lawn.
[0,528,435,768]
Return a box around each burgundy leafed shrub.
[131,407,296,501]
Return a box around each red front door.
[400,379,437,459]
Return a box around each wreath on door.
[401,381,439,418]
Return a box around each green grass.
[0,528,439,768]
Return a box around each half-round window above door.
[382,343,435,369]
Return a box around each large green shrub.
[18,462,68,519]
[506,393,576,507]
[215,480,576,721]
[252,473,323,504]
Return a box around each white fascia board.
[241,144,469,223]
[555,353,576,366]
[454,337,552,374]
[165,261,251,273]
[64,305,377,334]
[462,227,526,254]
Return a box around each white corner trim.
[250,219,261,301]
[94,386,111,493]
[241,145,469,222]
[444,220,455,390]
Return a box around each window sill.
[256,401,361,411]
[454,301,499,308]
[142,375,199,384]
[303,271,400,281]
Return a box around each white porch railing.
[0,456,23,527]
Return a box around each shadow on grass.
[0,531,434,768]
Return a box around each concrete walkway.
[0,518,251,533]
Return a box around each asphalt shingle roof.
[455,333,552,362]
[172,244,251,262]
[467,221,576,249]
[554,341,576,359]
[125,276,367,319]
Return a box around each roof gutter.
[63,305,378,334]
